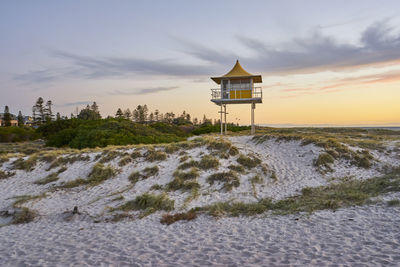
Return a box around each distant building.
[0,113,21,127]
[0,119,18,126]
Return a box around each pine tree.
[44,100,53,122]
[17,111,24,126]
[154,109,160,121]
[115,108,123,118]
[3,106,11,126]
[123,109,132,120]
[32,97,44,125]
[149,112,154,122]
[56,112,61,121]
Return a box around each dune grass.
[61,163,117,188]
[12,155,38,171]
[118,155,132,166]
[12,193,48,208]
[145,149,167,162]
[167,168,200,192]
[160,211,197,225]
[251,127,397,169]
[315,153,335,173]
[128,166,159,185]
[198,166,400,217]
[12,207,36,224]
[0,170,15,180]
[117,193,174,215]
[34,172,59,185]
[207,171,240,192]
[236,154,261,169]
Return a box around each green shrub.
[34,172,59,185]
[207,171,240,191]
[191,124,250,135]
[237,154,261,169]
[0,127,39,143]
[38,118,186,149]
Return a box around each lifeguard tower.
[211,60,262,135]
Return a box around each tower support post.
[251,103,255,135]
[224,104,227,135]
[220,105,223,135]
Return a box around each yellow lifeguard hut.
[211,60,262,135]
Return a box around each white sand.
[0,135,399,265]
[1,204,399,266]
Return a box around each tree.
[202,114,212,125]
[149,112,154,122]
[91,102,99,114]
[154,109,160,121]
[115,108,123,118]
[3,106,11,126]
[193,117,198,125]
[32,97,44,125]
[123,109,132,120]
[133,105,148,123]
[56,112,61,121]
[17,111,24,126]
[44,100,54,122]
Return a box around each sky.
[1,0,400,126]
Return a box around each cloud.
[110,86,179,96]
[179,20,400,74]
[51,50,212,78]
[14,20,400,85]
[60,101,93,107]
[280,69,400,98]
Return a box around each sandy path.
[1,204,399,266]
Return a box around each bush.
[191,124,250,135]
[38,118,187,149]
[0,126,39,143]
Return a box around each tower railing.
[211,87,262,100]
